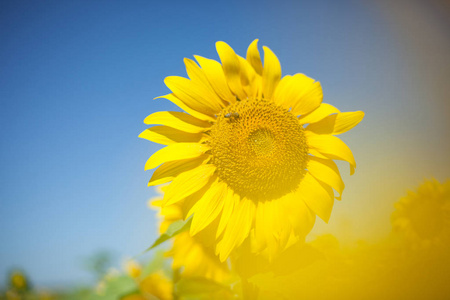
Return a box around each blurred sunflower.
[141,40,364,260]
[151,189,231,282]
[121,272,173,300]
[123,259,142,279]
[392,178,450,248]
[9,270,28,291]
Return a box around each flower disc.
[209,98,308,201]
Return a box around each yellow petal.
[306,111,365,135]
[246,39,263,76]
[282,193,316,237]
[262,201,281,255]
[299,103,340,125]
[189,180,228,236]
[181,182,214,220]
[191,217,221,249]
[184,58,226,107]
[145,143,210,170]
[218,198,256,261]
[262,46,281,100]
[297,172,334,223]
[306,132,356,175]
[287,74,323,116]
[274,74,313,109]
[184,58,209,86]
[148,155,209,186]
[194,55,236,104]
[216,41,247,100]
[165,76,222,115]
[163,164,216,206]
[144,111,211,133]
[255,200,291,257]
[270,200,292,253]
[155,94,215,122]
[308,149,329,159]
[254,201,268,252]
[216,188,238,238]
[139,126,205,145]
[272,75,292,107]
[307,156,345,199]
[238,55,258,99]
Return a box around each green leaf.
[146,217,192,251]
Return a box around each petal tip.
[215,41,228,51]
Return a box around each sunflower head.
[391,178,450,248]
[141,39,364,261]
[210,98,308,200]
[123,259,142,279]
[9,270,29,291]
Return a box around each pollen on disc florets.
[209,98,309,201]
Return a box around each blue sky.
[1,0,449,288]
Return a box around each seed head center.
[248,129,276,156]
[209,99,309,201]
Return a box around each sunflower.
[123,259,142,279]
[121,272,173,300]
[9,271,28,291]
[391,178,450,248]
[141,40,364,261]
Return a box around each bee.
[224,112,239,119]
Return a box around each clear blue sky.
[1,0,449,288]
